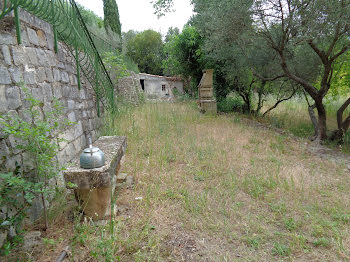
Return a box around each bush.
[173,88,192,102]
[0,90,71,251]
[122,55,139,73]
[217,95,245,113]
[102,51,129,81]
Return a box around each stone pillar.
[198,69,217,114]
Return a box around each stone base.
[64,136,127,221]
[199,100,217,114]
[74,186,112,220]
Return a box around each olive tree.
[155,0,350,141]
[253,0,350,141]
[191,0,302,114]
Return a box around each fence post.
[14,4,21,44]
[50,0,58,53]
[94,52,100,117]
[75,43,81,90]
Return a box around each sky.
[75,0,194,35]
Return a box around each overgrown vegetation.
[0,91,71,253]
[155,0,350,144]
[125,30,165,75]
[77,3,139,72]
[23,102,350,261]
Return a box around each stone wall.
[0,9,102,242]
[116,71,143,104]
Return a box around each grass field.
[12,101,350,261]
[99,102,350,261]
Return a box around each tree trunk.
[246,98,251,113]
[307,104,319,140]
[41,192,48,230]
[315,98,328,141]
[243,93,251,113]
[330,97,350,142]
[237,91,251,113]
[337,97,350,130]
[256,80,266,114]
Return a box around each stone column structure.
[198,69,217,114]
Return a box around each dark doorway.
[140,79,145,90]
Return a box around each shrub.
[0,90,71,250]
[217,95,245,113]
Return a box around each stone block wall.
[117,71,143,104]
[0,9,103,232]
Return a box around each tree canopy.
[103,0,122,36]
[163,26,203,80]
[126,30,164,75]
[155,0,350,141]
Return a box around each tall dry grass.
[89,101,350,261]
[262,96,350,151]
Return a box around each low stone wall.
[0,9,103,240]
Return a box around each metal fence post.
[50,0,58,53]
[75,43,81,90]
[14,4,21,44]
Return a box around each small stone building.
[138,73,184,100]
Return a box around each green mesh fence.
[0,0,117,115]
[89,29,120,54]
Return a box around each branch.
[252,69,286,81]
[302,89,311,107]
[326,22,341,57]
[308,40,328,65]
[262,86,297,116]
[278,50,318,98]
[337,97,350,129]
[330,43,350,63]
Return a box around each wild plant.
[0,89,72,249]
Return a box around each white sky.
[75,0,194,35]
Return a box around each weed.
[0,90,71,251]
[269,202,287,216]
[333,213,350,224]
[42,238,57,248]
[291,234,309,251]
[242,175,278,199]
[283,217,298,231]
[312,237,331,247]
[272,242,291,256]
[246,236,260,249]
